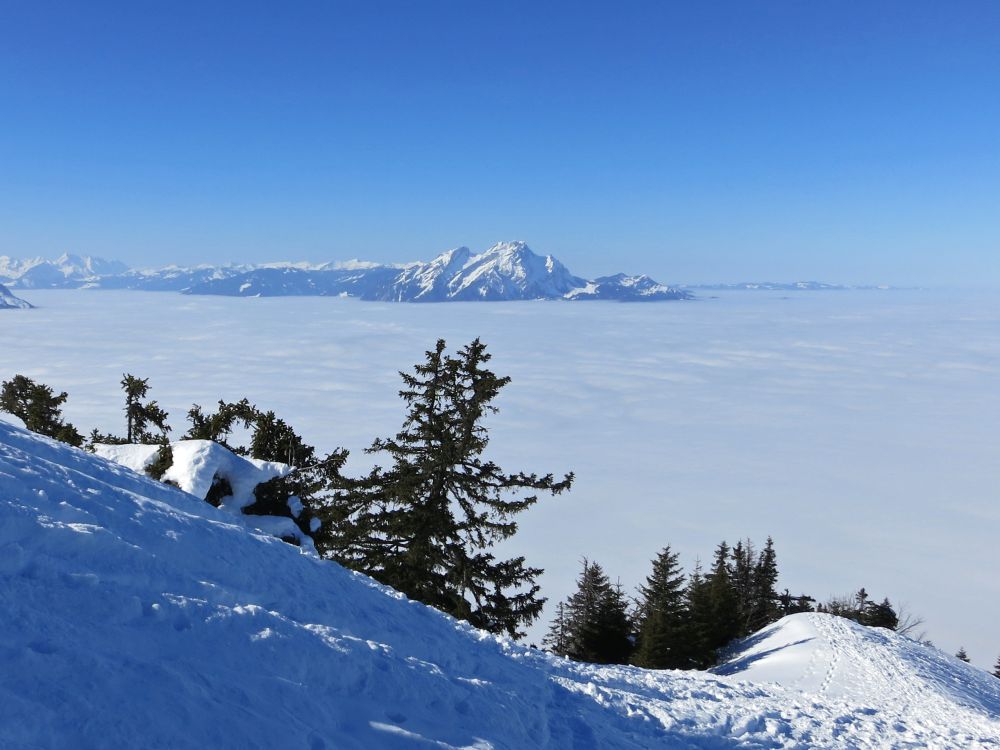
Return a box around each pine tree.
[316,339,573,638]
[632,545,689,669]
[683,559,714,668]
[956,647,971,663]
[749,536,780,632]
[706,541,740,656]
[120,374,170,443]
[992,655,1000,679]
[554,559,631,664]
[0,375,83,446]
[543,601,571,656]
[862,597,899,630]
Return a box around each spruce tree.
[554,559,631,664]
[632,545,689,669]
[749,537,780,632]
[706,541,740,656]
[316,339,572,638]
[992,655,1000,679]
[956,647,971,663]
[0,375,83,446]
[120,374,170,443]
[683,559,714,668]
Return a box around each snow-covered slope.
[0,283,32,309]
[3,421,999,748]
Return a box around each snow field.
[2,422,999,748]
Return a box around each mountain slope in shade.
[2,419,998,749]
[0,283,32,309]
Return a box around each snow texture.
[2,420,998,749]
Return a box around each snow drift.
[1,421,998,749]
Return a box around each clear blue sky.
[1,1,998,284]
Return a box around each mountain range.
[0,243,691,302]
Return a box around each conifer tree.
[684,559,714,668]
[749,537,780,632]
[706,541,740,654]
[632,545,689,669]
[543,601,571,656]
[316,339,572,638]
[184,398,257,450]
[0,375,83,447]
[551,559,631,664]
[956,647,970,663]
[120,374,170,443]
[992,655,1000,679]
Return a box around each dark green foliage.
[546,559,631,664]
[145,444,173,481]
[706,541,740,654]
[956,647,970,663]
[184,399,315,464]
[632,546,690,669]
[992,656,1000,679]
[777,589,815,616]
[315,338,572,639]
[683,561,715,668]
[1,375,83,447]
[818,589,899,631]
[248,410,315,465]
[120,374,171,443]
[247,449,347,542]
[184,399,257,451]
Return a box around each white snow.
[93,439,308,549]
[2,420,999,748]
[2,288,999,666]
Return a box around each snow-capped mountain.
[186,241,692,302]
[2,419,999,748]
[0,253,128,288]
[0,283,32,309]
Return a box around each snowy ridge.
[0,244,692,301]
[2,420,999,748]
[0,283,32,309]
[186,241,692,302]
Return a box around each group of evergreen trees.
[5,352,1000,673]
[544,538,800,668]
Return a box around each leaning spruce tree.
[315,338,573,638]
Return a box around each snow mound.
[93,439,307,548]
[717,612,1000,734]
[3,421,999,749]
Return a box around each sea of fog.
[2,289,998,664]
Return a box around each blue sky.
[1,1,998,284]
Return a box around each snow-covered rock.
[2,420,999,748]
[93,439,308,548]
[0,283,32,309]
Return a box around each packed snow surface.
[2,422,999,749]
